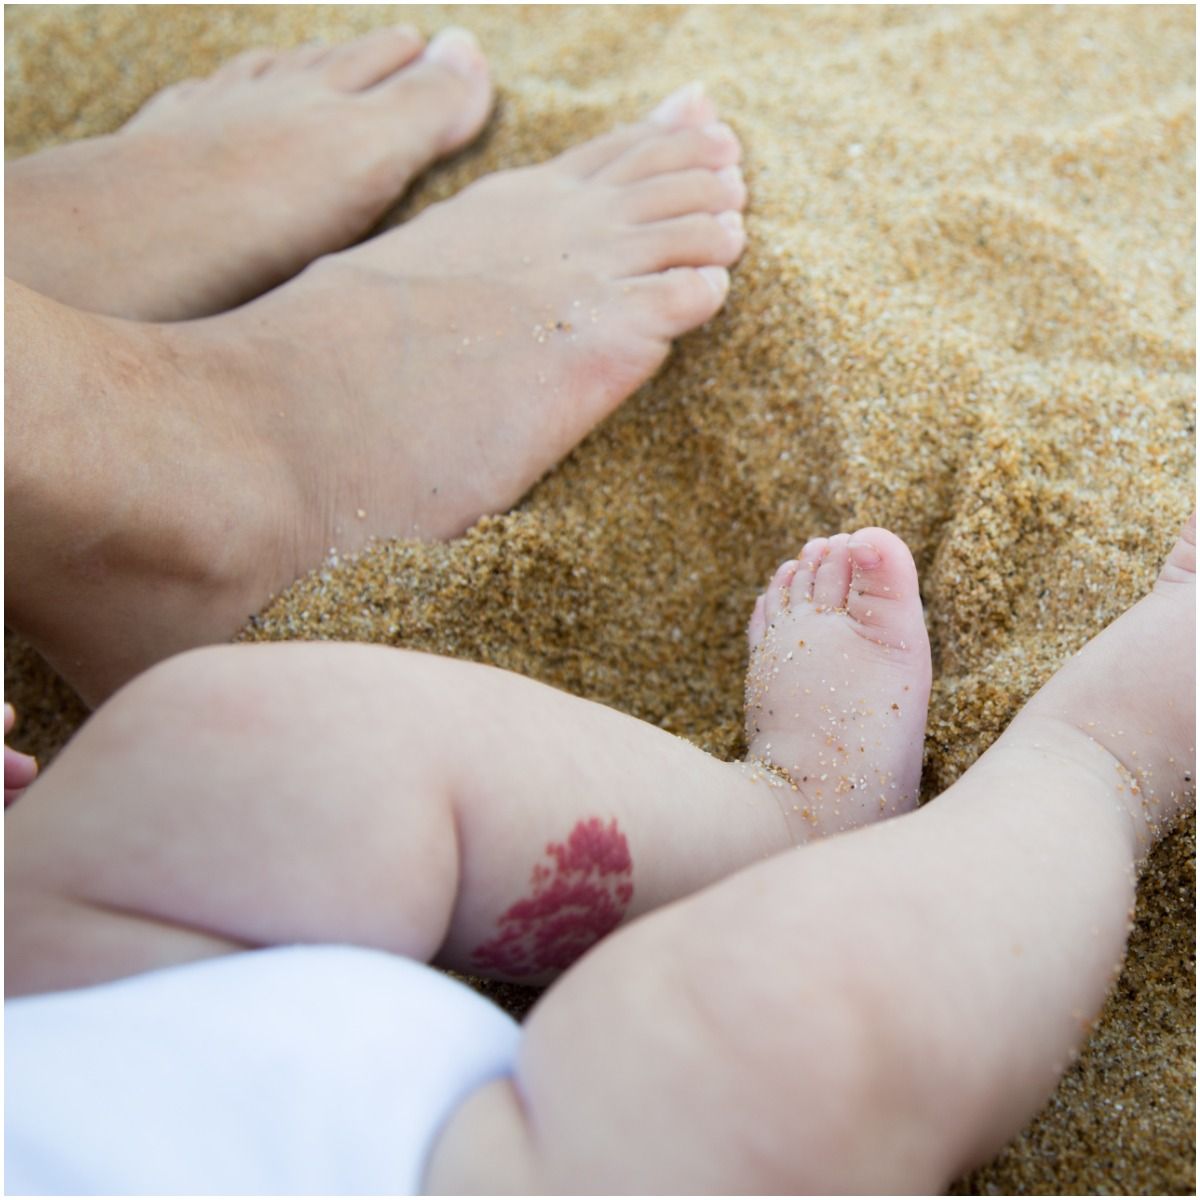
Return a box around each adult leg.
[426,518,1195,1193]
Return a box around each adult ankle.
[5,282,291,703]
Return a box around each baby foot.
[5,26,493,320]
[1003,515,1196,853]
[744,529,932,841]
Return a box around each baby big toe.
[844,528,924,641]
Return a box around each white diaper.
[5,944,521,1195]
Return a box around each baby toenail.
[717,210,744,234]
[848,541,882,569]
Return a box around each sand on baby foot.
[743,530,931,840]
[4,6,1194,1195]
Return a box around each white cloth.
[5,944,521,1195]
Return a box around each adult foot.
[4,26,493,320]
[184,81,746,546]
[743,529,932,840]
[1001,515,1196,853]
[6,86,745,706]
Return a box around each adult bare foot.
[5,85,746,705]
[743,529,932,840]
[4,26,493,320]
[996,515,1196,853]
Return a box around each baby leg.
[426,519,1195,1193]
[7,528,931,997]
[1,642,765,995]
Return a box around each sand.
[4,4,1195,1193]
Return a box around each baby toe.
[795,538,829,604]
[844,528,925,648]
[748,593,768,651]
[764,559,802,625]
[812,533,853,611]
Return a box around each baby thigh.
[5,641,468,995]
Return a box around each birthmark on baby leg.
[470,816,634,977]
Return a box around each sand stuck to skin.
[5,5,1195,1193]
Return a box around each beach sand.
[4,4,1195,1192]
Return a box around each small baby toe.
[764,559,801,624]
[748,593,768,650]
[812,534,852,611]
[795,538,829,604]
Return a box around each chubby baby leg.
[5,641,777,995]
[7,527,931,997]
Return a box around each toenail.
[698,265,730,299]
[717,210,744,235]
[650,81,706,126]
[848,541,882,569]
[703,120,737,143]
[717,164,745,194]
[425,27,484,78]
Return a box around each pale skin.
[4,31,747,706]
[6,517,1194,1193]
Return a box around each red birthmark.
[470,816,634,977]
